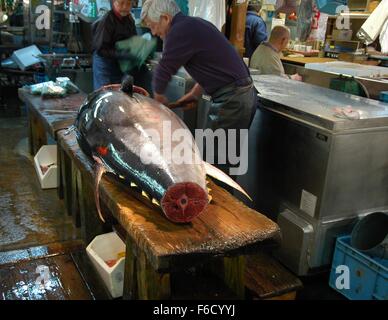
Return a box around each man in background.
[250,26,302,81]
[92,0,137,90]
[244,1,268,59]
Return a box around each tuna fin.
[92,156,106,223]
[142,191,151,201]
[130,182,138,188]
[152,198,160,207]
[203,161,252,201]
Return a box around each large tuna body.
[75,84,209,223]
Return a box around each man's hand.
[154,93,169,105]
[169,84,203,110]
[176,84,202,105]
[290,73,303,81]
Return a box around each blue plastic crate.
[39,45,68,54]
[380,91,388,103]
[329,236,388,300]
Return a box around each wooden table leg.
[71,165,81,227]
[223,255,246,299]
[123,238,171,300]
[207,255,246,299]
[78,172,105,244]
[30,112,47,155]
[123,237,138,300]
[57,142,64,200]
[27,108,34,156]
[60,147,73,216]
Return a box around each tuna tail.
[92,155,107,223]
[203,161,252,201]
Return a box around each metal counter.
[282,60,388,101]
[237,75,388,275]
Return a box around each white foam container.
[33,145,58,189]
[86,232,126,298]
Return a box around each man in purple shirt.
[141,0,257,176]
[141,0,256,130]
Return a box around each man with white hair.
[141,0,256,131]
[141,0,257,175]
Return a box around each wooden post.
[123,238,171,300]
[123,237,138,300]
[229,0,249,57]
[30,112,47,155]
[207,255,246,299]
[60,148,73,217]
[71,165,81,227]
[27,108,34,155]
[136,250,171,300]
[78,172,105,244]
[57,142,64,200]
[223,255,246,299]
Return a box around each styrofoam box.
[86,232,126,298]
[11,45,42,70]
[33,145,58,189]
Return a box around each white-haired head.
[141,0,181,40]
[141,0,180,23]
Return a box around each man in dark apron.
[141,0,257,177]
[92,0,137,90]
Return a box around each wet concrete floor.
[0,114,92,300]
[0,117,80,252]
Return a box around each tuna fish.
[74,77,250,223]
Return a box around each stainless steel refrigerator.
[238,75,388,275]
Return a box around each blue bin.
[329,236,388,300]
[380,91,388,103]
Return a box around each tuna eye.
[181,199,187,205]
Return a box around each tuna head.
[75,86,208,223]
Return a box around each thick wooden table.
[18,88,87,155]
[17,88,301,300]
[56,130,289,300]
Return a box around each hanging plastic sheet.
[380,19,388,54]
[296,0,313,42]
[188,0,226,31]
[175,0,189,15]
[307,3,327,41]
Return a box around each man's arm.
[174,83,203,106]
[152,28,194,97]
